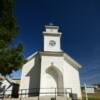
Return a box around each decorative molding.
[45,25,59,29]
[39,51,63,56]
[43,32,61,36]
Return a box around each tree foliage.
[0,0,25,76]
[0,0,18,48]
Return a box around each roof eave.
[63,53,82,69]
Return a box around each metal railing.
[1,88,73,100]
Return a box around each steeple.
[43,23,62,52]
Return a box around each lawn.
[82,92,100,100]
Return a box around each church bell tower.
[43,23,62,52]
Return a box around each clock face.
[49,40,56,46]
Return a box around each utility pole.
[84,83,88,100]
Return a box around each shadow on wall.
[27,54,41,96]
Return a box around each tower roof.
[43,23,62,35]
[45,23,59,29]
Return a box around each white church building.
[20,24,82,99]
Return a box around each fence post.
[55,88,56,100]
[2,91,5,100]
[25,89,27,97]
[66,88,67,100]
[20,89,22,100]
[84,83,88,100]
[38,93,39,100]
[70,88,73,99]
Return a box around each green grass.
[82,92,100,100]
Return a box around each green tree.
[0,0,25,76]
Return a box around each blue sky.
[12,0,100,84]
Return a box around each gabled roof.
[63,53,82,69]
[25,51,82,70]
[26,51,38,61]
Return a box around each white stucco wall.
[63,60,82,98]
[20,54,41,95]
[40,56,63,86]
[20,58,35,90]
[39,55,81,98]
[39,55,64,96]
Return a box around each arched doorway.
[46,66,64,96]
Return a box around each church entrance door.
[46,66,64,96]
